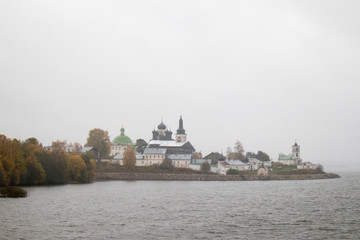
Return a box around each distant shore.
[95,172,340,181]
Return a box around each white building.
[278,141,302,165]
[110,127,134,157]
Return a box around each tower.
[292,141,300,159]
[175,115,187,143]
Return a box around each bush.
[227,169,240,175]
[0,186,27,198]
[200,161,210,173]
[160,158,174,172]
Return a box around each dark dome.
[158,122,166,130]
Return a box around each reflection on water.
[1,172,359,239]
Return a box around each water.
[1,172,359,239]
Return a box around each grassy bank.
[96,162,213,174]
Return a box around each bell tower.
[292,141,300,159]
[175,115,187,143]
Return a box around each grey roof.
[144,148,167,154]
[114,153,144,160]
[167,154,192,160]
[226,160,247,165]
[148,140,186,147]
[65,146,94,153]
[191,159,212,164]
[247,158,262,164]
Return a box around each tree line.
[0,135,96,187]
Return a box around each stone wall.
[95,172,340,181]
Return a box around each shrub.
[200,161,210,173]
[160,158,174,172]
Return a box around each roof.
[203,152,226,161]
[114,153,144,160]
[191,159,212,164]
[226,160,247,165]
[112,135,132,145]
[148,140,185,147]
[247,158,262,164]
[278,153,293,160]
[167,154,192,160]
[144,148,167,154]
[65,146,95,153]
[112,128,133,145]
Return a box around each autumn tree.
[51,140,67,153]
[123,146,136,172]
[200,160,211,173]
[135,139,147,154]
[85,128,111,157]
[69,142,82,155]
[227,141,245,161]
[192,151,202,159]
[66,155,87,183]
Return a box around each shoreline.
[95,172,340,181]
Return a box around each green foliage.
[135,139,147,154]
[200,161,211,173]
[227,169,240,175]
[246,151,270,161]
[160,158,174,172]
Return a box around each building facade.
[110,127,134,156]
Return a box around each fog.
[1,0,359,171]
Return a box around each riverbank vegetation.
[96,162,203,174]
[0,186,27,198]
[0,134,96,187]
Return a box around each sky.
[1,0,359,172]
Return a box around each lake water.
[1,172,359,239]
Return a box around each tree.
[25,137,40,146]
[51,140,67,153]
[135,139,147,154]
[226,147,234,160]
[233,140,245,160]
[70,142,82,155]
[66,155,87,183]
[85,128,111,157]
[160,158,174,171]
[200,160,210,173]
[192,151,202,159]
[123,146,136,172]
[257,151,270,161]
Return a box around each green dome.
[112,127,133,145]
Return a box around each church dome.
[158,122,166,130]
[112,127,132,145]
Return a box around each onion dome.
[112,127,132,145]
[158,121,166,130]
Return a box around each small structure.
[278,141,302,165]
[297,161,319,170]
[257,167,269,176]
[110,127,134,156]
[203,152,226,163]
[167,154,192,168]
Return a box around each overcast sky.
[1,0,359,171]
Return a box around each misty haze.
[1,1,359,239]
